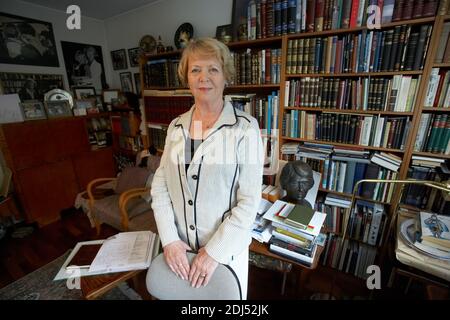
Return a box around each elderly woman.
[150,38,263,298]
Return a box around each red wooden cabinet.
[0,116,115,227]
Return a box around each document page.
[89,231,153,273]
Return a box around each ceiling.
[21,0,161,20]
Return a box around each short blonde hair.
[178,37,235,87]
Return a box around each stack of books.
[262,200,327,267]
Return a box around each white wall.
[0,0,113,91]
[104,0,233,88]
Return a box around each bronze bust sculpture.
[279,161,314,208]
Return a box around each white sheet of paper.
[0,94,24,124]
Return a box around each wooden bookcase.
[138,1,449,288]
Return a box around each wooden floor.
[0,209,443,300]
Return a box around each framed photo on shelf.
[19,100,47,121]
[73,86,96,100]
[215,24,232,43]
[74,98,98,116]
[111,49,128,70]
[102,89,119,104]
[134,73,141,96]
[0,12,59,67]
[44,100,72,118]
[120,72,134,93]
[128,47,142,68]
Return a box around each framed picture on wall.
[120,72,133,93]
[128,47,142,68]
[0,12,59,67]
[111,49,128,70]
[61,41,106,94]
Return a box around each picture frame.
[0,12,59,67]
[128,47,142,68]
[44,100,73,118]
[74,98,98,116]
[0,72,64,102]
[111,49,128,70]
[60,41,106,94]
[102,89,119,104]
[73,86,96,100]
[231,0,250,41]
[120,72,134,93]
[215,24,232,43]
[134,73,141,96]
[19,100,47,121]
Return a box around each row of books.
[225,92,280,135]
[321,235,377,279]
[424,68,450,108]
[148,125,168,151]
[286,24,431,75]
[143,94,193,125]
[346,200,387,246]
[283,111,410,149]
[111,113,140,137]
[118,135,142,152]
[415,113,450,155]
[316,195,348,234]
[142,59,181,88]
[284,75,419,111]
[434,22,450,64]
[231,49,282,85]
[244,0,437,41]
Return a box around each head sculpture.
[279,161,314,208]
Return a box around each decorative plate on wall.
[139,35,156,54]
[174,23,193,49]
[44,89,74,109]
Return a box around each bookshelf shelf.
[285,107,415,116]
[421,107,450,112]
[282,136,406,153]
[144,49,183,59]
[285,17,435,41]
[432,62,450,68]
[227,36,283,49]
[412,151,450,159]
[226,84,280,90]
[285,71,423,78]
[318,188,393,206]
[144,86,187,90]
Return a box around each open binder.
[54,231,160,280]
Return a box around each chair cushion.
[115,166,152,194]
[92,195,152,231]
[146,252,242,300]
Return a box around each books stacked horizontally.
[262,200,327,267]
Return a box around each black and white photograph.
[134,73,141,96]
[44,99,72,118]
[120,72,133,93]
[20,100,46,120]
[61,41,106,94]
[0,12,59,67]
[111,49,128,70]
[0,72,64,102]
[128,47,142,68]
[72,86,96,100]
